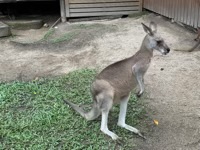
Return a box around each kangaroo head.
[142,22,170,55]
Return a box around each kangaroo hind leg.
[97,93,119,140]
[117,95,146,139]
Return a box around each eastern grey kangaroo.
[64,22,170,140]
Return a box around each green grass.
[0,69,146,150]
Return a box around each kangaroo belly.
[91,77,137,104]
[110,77,137,103]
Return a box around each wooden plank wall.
[143,0,200,28]
[65,0,142,17]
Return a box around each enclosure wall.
[143,0,200,28]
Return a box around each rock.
[43,23,49,28]
[0,22,11,37]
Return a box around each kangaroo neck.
[133,43,154,59]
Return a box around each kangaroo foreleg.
[132,65,145,97]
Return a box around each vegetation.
[0,69,146,150]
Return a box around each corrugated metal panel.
[143,0,200,28]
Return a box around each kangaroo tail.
[63,99,101,121]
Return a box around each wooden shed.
[60,0,142,21]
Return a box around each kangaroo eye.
[157,40,162,44]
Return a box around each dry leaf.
[153,119,159,125]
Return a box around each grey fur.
[64,22,170,140]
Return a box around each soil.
[0,13,200,150]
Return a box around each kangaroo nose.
[167,48,170,53]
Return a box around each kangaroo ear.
[141,23,153,35]
[149,21,157,33]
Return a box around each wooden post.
[60,0,66,22]
[139,0,143,12]
[65,0,70,18]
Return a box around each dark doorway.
[0,1,60,17]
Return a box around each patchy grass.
[0,69,146,150]
[71,24,114,30]
[41,28,55,41]
[10,23,117,51]
[42,23,117,44]
[40,28,79,44]
[50,31,79,44]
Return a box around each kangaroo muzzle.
[164,47,170,55]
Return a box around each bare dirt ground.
[1,14,200,149]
